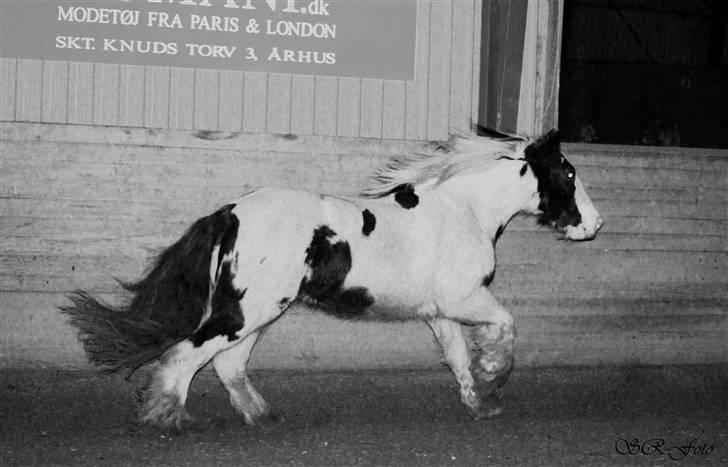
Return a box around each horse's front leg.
[428,318,502,419]
[438,287,516,401]
[469,322,515,396]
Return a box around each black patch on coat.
[192,278,246,347]
[483,225,505,286]
[334,287,375,318]
[60,204,240,373]
[391,183,419,209]
[524,129,582,229]
[190,210,245,347]
[217,219,239,270]
[191,258,246,347]
[494,224,505,243]
[298,226,374,319]
[300,226,350,298]
[361,209,376,236]
[519,163,528,176]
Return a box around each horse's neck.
[440,162,536,239]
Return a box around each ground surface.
[1,365,726,466]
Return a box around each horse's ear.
[525,129,561,162]
[544,129,561,157]
[545,128,561,145]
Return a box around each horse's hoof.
[482,405,504,418]
[474,368,509,391]
[252,407,285,431]
[473,352,514,391]
[138,392,193,431]
[464,402,503,420]
[462,389,503,420]
[139,408,193,432]
[475,349,508,374]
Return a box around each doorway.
[559,0,728,148]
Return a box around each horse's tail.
[60,204,240,374]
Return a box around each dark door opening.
[559,0,728,148]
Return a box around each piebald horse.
[62,129,602,429]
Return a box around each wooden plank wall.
[1,123,726,369]
[0,0,482,141]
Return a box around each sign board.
[0,0,417,80]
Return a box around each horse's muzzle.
[563,216,603,241]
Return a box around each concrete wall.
[1,122,726,369]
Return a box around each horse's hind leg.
[138,297,287,429]
[213,330,283,429]
[138,334,246,430]
[428,318,502,419]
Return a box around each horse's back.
[233,187,321,217]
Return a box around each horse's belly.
[363,295,434,321]
[340,270,435,321]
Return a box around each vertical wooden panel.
[336,78,361,137]
[406,0,432,140]
[360,79,384,138]
[517,0,562,135]
[169,68,195,130]
[450,0,475,134]
[242,72,268,133]
[471,0,483,128]
[267,74,292,134]
[118,65,145,127]
[193,69,219,130]
[544,0,564,133]
[427,0,453,140]
[41,61,68,124]
[15,60,42,122]
[314,76,338,136]
[480,0,528,133]
[517,0,539,134]
[533,1,550,134]
[290,75,315,135]
[0,58,16,120]
[218,71,243,131]
[67,62,94,125]
[143,67,170,129]
[93,64,119,126]
[382,81,407,139]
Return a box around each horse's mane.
[361,132,533,198]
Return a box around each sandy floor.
[1,365,726,466]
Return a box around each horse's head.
[523,129,603,240]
